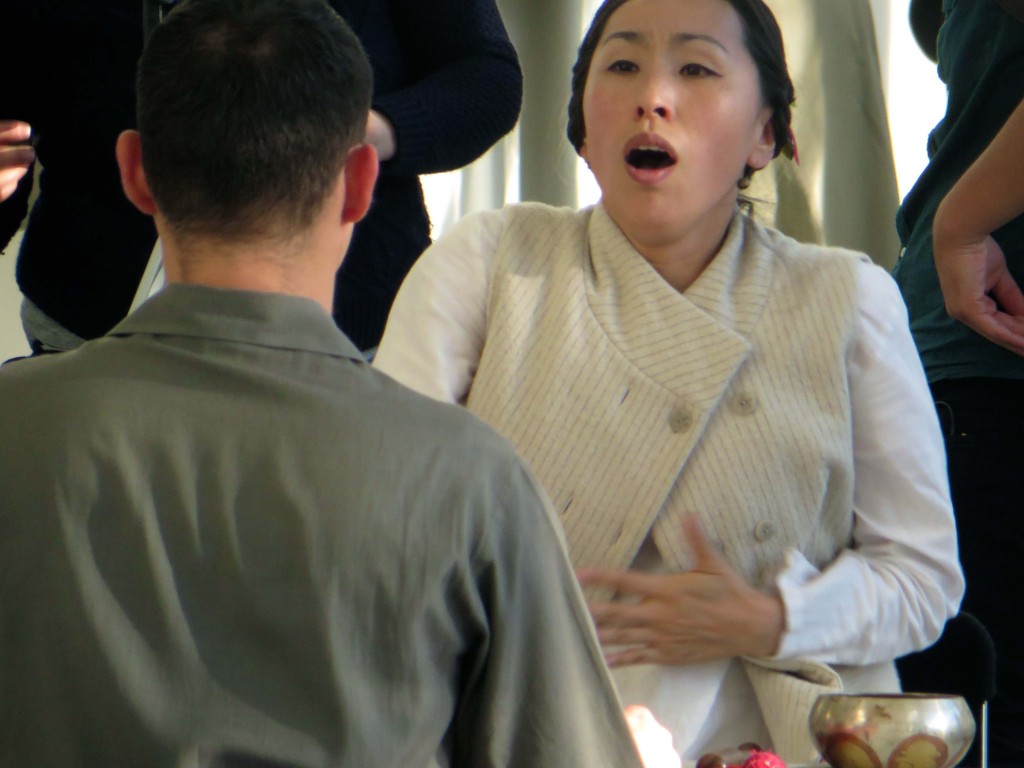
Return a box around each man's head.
[122,0,374,245]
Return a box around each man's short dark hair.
[137,0,373,241]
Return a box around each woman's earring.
[737,174,752,190]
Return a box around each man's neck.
[159,228,340,314]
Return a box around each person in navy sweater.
[332,0,523,351]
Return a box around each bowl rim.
[814,693,966,701]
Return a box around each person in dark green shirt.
[894,1,1024,761]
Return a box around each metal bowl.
[808,693,975,768]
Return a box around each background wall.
[1,229,28,361]
[0,0,947,364]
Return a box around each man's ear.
[341,143,379,225]
[115,130,158,216]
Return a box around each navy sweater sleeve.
[0,174,31,256]
[371,0,523,177]
[0,0,36,252]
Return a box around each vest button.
[753,520,777,542]
[668,406,694,433]
[732,392,758,415]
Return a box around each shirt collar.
[590,202,775,338]
[110,284,364,361]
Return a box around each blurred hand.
[364,109,396,162]
[933,231,1024,357]
[578,516,784,667]
[624,705,682,768]
[0,120,35,202]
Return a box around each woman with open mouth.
[374,0,963,762]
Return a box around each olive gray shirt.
[0,284,641,768]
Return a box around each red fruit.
[742,751,787,768]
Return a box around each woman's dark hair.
[566,0,795,177]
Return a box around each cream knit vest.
[467,204,865,589]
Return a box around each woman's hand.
[0,120,35,202]
[933,229,1024,357]
[364,110,396,162]
[578,517,785,667]
[929,97,1024,358]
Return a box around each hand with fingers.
[0,120,35,203]
[364,110,396,162]
[578,516,785,668]
[929,96,1024,359]
[933,230,1024,357]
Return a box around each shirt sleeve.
[452,456,645,768]
[374,0,523,177]
[374,208,502,402]
[773,262,965,664]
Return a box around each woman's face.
[579,0,775,257]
